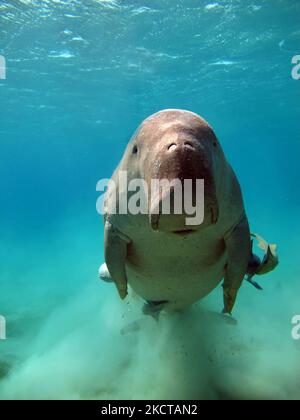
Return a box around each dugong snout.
[148,140,219,232]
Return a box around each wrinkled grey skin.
[103,109,252,314]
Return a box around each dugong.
[102,109,277,315]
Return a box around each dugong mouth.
[149,197,203,233]
[172,229,196,236]
[148,180,219,233]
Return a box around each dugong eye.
[132,145,138,155]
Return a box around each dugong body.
[103,110,252,314]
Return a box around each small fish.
[245,234,279,290]
[251,233,279,276]
[245,275,264,291]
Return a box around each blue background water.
[0,0,300,400]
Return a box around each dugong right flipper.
[104,221,131,299]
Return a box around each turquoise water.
[0,0,300,400]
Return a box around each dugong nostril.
[167,141,195,151]
[184,141,194,149]
[167,143,177,152]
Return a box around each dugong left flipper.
[222,215,251,315]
